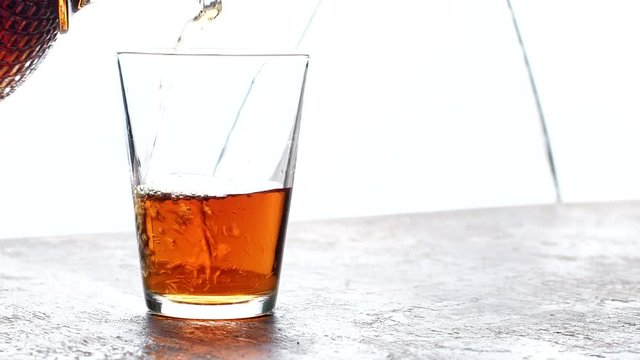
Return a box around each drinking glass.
[117,52,309,319]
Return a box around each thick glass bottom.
[145,290,277,320]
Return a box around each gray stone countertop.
[1,202,639,359]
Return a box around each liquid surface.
[134,187,291,303]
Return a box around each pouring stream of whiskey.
[176,0,224,49]
[148,0,223,180]
[152,0,322,178]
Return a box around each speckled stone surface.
[1,202,640,359]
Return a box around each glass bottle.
[0,0,91,100]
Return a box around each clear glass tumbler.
[117,52,309,319]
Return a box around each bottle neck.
[58,0,91,33]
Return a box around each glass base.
[145,290,277,320]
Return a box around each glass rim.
[116,49,309,59]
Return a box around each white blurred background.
[0,0,639,239]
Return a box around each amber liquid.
[134,186,291,304]
[0,0,59,100]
